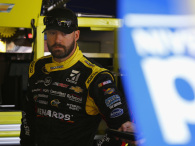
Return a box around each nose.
[55,32,63,43]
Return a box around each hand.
[118,121,145,145]
[117,121,136,145]
[118,121,135,133]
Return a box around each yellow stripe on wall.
[0,112,22,124]
[0,131,20,137]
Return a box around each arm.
[89,72,137,146]
[89,72,131,129]
[20,62,36,146]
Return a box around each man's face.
[46,29,79,61]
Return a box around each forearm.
[20,85,36,146]
[89,72,131,129]
[20,112,35,146]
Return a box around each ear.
[75,30,80,41]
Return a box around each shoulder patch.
[80,57,95,68]
[29,61,35,78]
[84,60,95,67]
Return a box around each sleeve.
[89,72,131,129]
[20,62,36,146]
[96,133,128,146]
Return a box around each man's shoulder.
[81,56,114,88]
[80,55,105,69]
[30,55,52,67]
[35,55,52,64]
[28,55,52,78]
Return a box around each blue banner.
[118,0,195,146]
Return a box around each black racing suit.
[20,46,130,146]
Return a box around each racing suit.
[20,46,130,146]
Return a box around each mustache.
[51,43,65,48]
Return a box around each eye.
[47,30,57,35]
[61,32,67,37]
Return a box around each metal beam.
[0,0,42,28]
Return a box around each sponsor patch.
[43,89,49,93]
[37,100,48,105]
[108,102,122,109]
[32,88,41,92]
[35,77,52,86]
[38,94,48,98]
[105,95,121,107]
[42,66,49,74]
[50,89,66,97]
[37,108,73,122]
[22,112,30,136]
[53,82,69,88]
[67,94,82,103]
[97,134,110,146]
[66,70,80,84]
[98,80,112,87]
[44,77,52,86]
[70,86,83,93]
[67,103,82,111]
[34,95,48,105]
[50,65,63,70]
[35,80,44,85]
[110,108,123,118]
[103,88,115,95]
[51,99,61,107]
[84,60,94,67]
[29,61,35,73]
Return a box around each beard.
[47,39,75,59]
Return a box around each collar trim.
[45,46,82,72]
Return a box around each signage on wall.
[0,3,14,13]
[118,0,195,146]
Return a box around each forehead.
[46,29,77,34]
[46,29,60,32]
[45,29,66,34]
[45,29,76,37]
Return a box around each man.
[20,7,134,146]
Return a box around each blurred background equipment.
[118,0,195,146]
[0,27,16,38]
